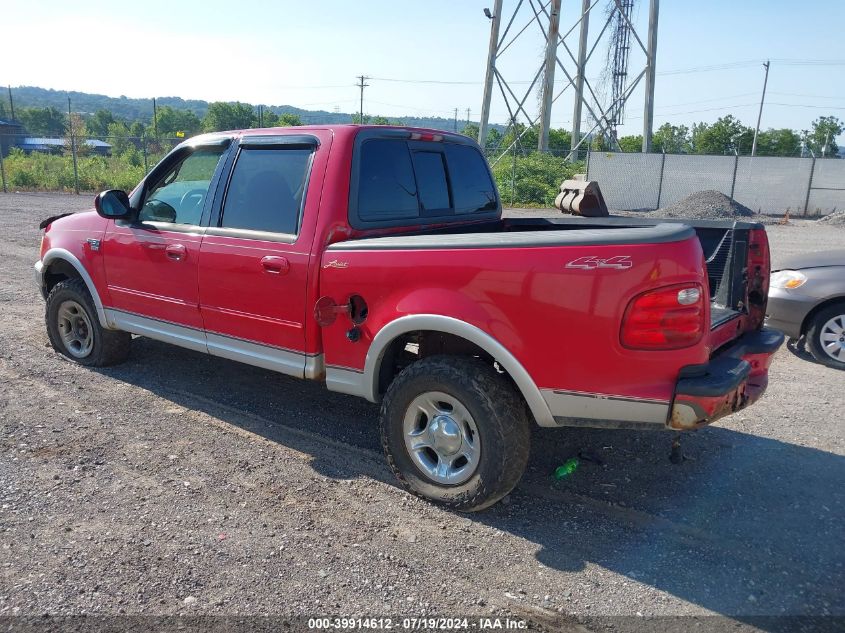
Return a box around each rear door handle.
[165,244,187,261]
[260,255,289,275]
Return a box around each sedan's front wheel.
[806,302,845,370]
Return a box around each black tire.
[806,302,845,370]
[380,355,530,512]
[45,278,131,367]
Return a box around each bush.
[2,150,145,193]
[491,151,584,207]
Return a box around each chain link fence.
[586,151,845,216]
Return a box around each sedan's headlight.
[770,270,807,289]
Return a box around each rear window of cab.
[349,135,500,228]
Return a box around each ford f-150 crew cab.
[35,125,783,511]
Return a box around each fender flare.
[363,314,554,427]
[40,248,109,328]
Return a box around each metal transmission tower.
[606,0,634,148]
[477,0,659,163]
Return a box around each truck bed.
[339,215,759,332]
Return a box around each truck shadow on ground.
[99,337,844,629]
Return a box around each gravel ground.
[1,193,843,630]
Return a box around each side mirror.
[94,190,132,219]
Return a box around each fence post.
[729,151,739,202]
[0,150,6,193]
[70,132,80,195]
[142,137,149,174]
[655,150,666,210]
[803,157,816,216]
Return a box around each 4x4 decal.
[565,255,633,270]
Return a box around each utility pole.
[357,75,369,125]
[67,97,79,195]
[7,85,15,120]
[570,0,591,160]
[466,107,471,127]
[454,108,459,132]
[538,0,562,151]
[152,97,159,138]
[642,0,659,153]
[750,60,770,157]
[478,0,503,148]
[258,105,263,127]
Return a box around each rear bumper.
[670,328,784,430]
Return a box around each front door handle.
[260,255,289,275]
[165,244,187,261]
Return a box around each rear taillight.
[621,283,706,350]
[746,229,770,329]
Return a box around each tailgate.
[690,222,771,346]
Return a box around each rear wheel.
[380,355,530,512]
[46,279,131,367]
[806,303,845,370]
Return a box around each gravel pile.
[651,190,754,220]
[818,210,845,226]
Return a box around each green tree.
[86,109,116,137]
[0,100,7,119]
[461,122,480,140]
[500,123,538,153]
[691,115,753,155]
[652,123,690,154]
[17,106,67,136]
[259,110,280,127]
[202,102,256,132]
[106,121,135,157]
[617,135,643,152]
[65,113,90,155]
[756,128,801,157]
[279,113,303,126]
[491,152,583,206]
[548,128,571,155]
[806,116,843,157]
[154,106,202,137]
[370,115,390,126]
[485,127,502,149]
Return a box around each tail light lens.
[746,228,771,329]
[621,283,706,350]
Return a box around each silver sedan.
[767,250,845,369]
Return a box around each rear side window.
[445,144,497,214]
[357,139,418,220]
[221,147,313,234]
[353,136,498,227]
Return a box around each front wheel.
[45,278,131,367]
[806,303,845,370]
[380,355,530,512]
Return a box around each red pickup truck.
[35,125,783,510]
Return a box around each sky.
[2,0,844,144]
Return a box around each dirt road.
[1,193,842,630]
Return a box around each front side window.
[140,149,225,224]
[220,147,313,235]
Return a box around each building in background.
[16,137,112,156]
[0,119,26,156]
